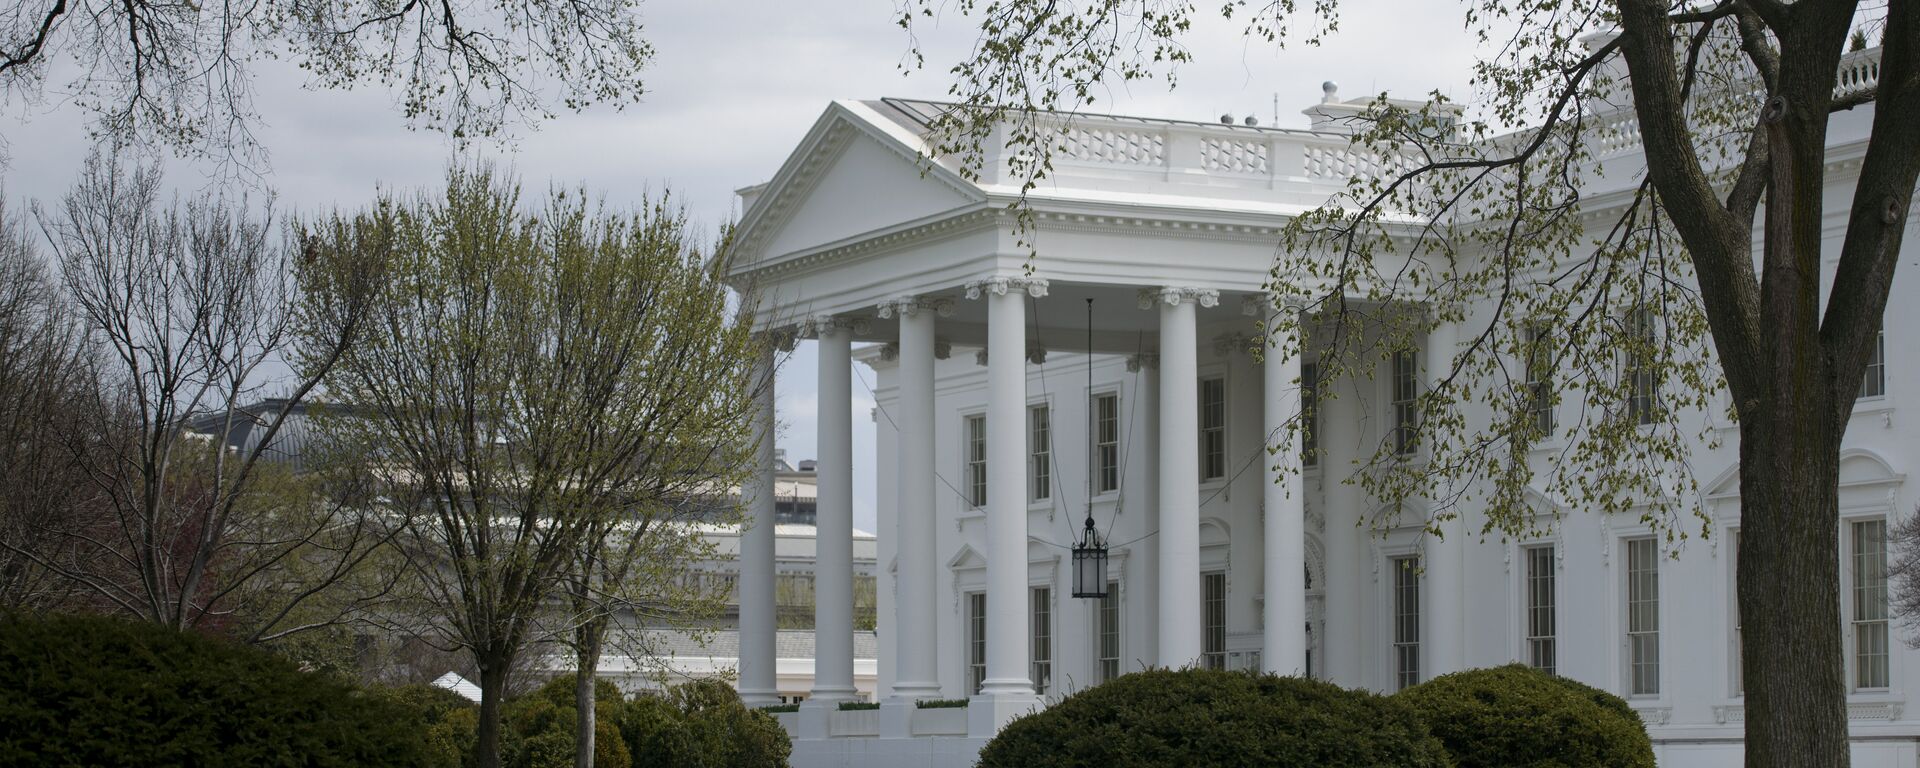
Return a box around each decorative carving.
[1125,353,1159,372]
[877,296,955,319]
[879,343,899,362]
[767,326,800,352]
[975,349,990,367]
[1026,340,1047,365]
[963,276,1050,300]
[801,314,869,338]
[934,339,953,360]
[1213,332,1259,356]
[1241,292,1308,316]
[1138,286,1221,309]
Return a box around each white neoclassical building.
[723,46,1912,768]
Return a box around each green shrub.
[836,701,879,711]
[914,699,967,709]
[978,669,1449,768]
[759,703,800,714]
[0,613,442,767]
[1396,664,1653,768]
[618,681,789,768]
[502,676,631,768]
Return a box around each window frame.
[1523,544,1557,675]
[1847,516,1891,691]
[966,591,988,695]
[1301,360,1320,468]
[1202,570,1228,670]
[1031,585,1053,695]
[1860,328,1886,401]
[1029,404,1052,503]
[1092,391,1121,495]
[1199,375,1227,481]
[1624,308,1660,426]
[1096,582,1122,684]
[1524,323,1556,435]
[964,412,987,508]
[1392,555,1422,690]
[1625,536,1661,697]
[1391,349,1420,455]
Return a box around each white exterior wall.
[733,69,1913,764]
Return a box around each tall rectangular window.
[1392,350,1419,455]
[1029,405,1052,502]
[1861,329,1886,400]
[1031,586,1052,695]
[1203,572,1227,670]
[1097,585,1121,683]
[1625,308,1659,425]
[967,592,987,695]
[965,415,987,508]
[1301,361,1320,468]
[1393,556,1422,690]
[1525,545,1557,675]
[1200,376,1226,480]
[1626,537,1661,696]
[1852,519,1890,690]
[1094,393,1119,493]
[1525,324,1555,435]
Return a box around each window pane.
[1853,520,1889,689]
[1301,362,1319,467]
[1031,587,1052,694]
[1526,545,1556,675]
[1030,406,1051,501]
[1392,351,1419,455]
[1394,556,1421,689]
[1203,572,1227,670]
[1626,538,1660,695]
[968,593,988,695]
[967,415,987,507]
[1095,394,1119,493]
[1200,377,1226,480]
[1098,586,1121,683]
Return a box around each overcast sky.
[2,0,1480,533]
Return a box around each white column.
[1321,351,1363,686]
[738,341,779,706]
[981,279,1037,699]
[810,318,858,704]
[1147,286,1215,668]
[1127,353,1160,669]
[1260,301,1307,675]
[885,298,943,700]
[1423,321,1465,676]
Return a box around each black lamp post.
[1073,297,1110,599]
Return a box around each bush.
[977,669,1449,768]
[620,681,789,768]
[502,676,631,768]
[0,613,442,767]
[1396,664,1653,768]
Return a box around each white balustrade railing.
[991,46,1882,187]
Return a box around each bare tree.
[906,0,1917,765]
[306,165,765,768]
[0,0,653,165]
[4,151,393,640]
[0,191,96,612]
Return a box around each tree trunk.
[1739,409,1849,766]
[476,654,512,768]
[574,619,604,768]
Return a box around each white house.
[723,45,1911,768]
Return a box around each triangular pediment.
[733,102,985,270]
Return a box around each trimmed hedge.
[0,613,443,767]
[977,669,1450,768]
[1396,664,1653,768]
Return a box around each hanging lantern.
[1073,515,1108,598]
[1073,295,1109,599]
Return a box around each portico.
[725,96,1467,764]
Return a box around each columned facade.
[1259,296,1307,675]
[1148,286,1215,668]
[737,342,780,706]
[883,297,946,701]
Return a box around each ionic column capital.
[877,296,956,319]
[1137,286,1220,310]
[801,314,870,338]
[964,276,1050,300]
[1212,332,1260,357]
[763,326,800,352]
[1240,291,1308,317]
[879,342,899,362]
